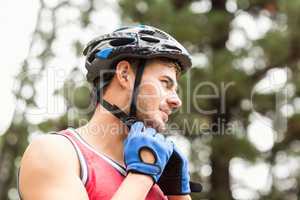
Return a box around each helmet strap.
[101,98,136,126]
[97,59,146,130]
[129,59,146,118]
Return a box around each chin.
[157,124,167,133]
[144,118,166,132]
[137,111,167,132]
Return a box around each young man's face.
[135,59,182,132]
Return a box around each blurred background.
[0,0,300,199]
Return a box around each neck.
[76,103,129,166]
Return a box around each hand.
[123,122,174,182]
[158,146,202,195]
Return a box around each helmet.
[83,25,192,84]
[83,25,192,128]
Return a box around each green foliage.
[211,136,259,162]
[73,85,91,109]
[257,31,290,66]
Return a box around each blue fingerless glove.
[158,146,202,195]
[124,122,174,182]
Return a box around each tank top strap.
[59,128,127,176]
[54,129,89,185]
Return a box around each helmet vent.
[154,29,169,39]
[139,29,155,35]
[109,38,135,46]
[140,36,160,43]
[162,44,182,52]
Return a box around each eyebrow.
[162,75,178,91]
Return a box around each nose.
[166,93,182,110]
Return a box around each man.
[19,25,201,199]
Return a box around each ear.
[115,60,134,89]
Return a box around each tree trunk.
[210,142,232,200]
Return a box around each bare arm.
[19,135,89,200]
[111,172,154,200]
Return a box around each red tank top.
[58,128,168,200]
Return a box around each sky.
[0,0,39,134]
[0,1,296,199]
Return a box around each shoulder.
[19,133,90,199]
[20,133,80,178]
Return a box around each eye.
[161,80,170,88]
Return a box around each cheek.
[136,82,164,112]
